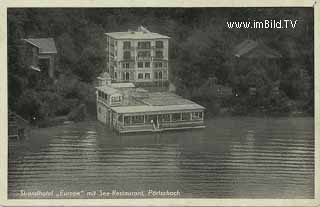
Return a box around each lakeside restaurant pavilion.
[96,72,205,133]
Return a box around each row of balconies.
[121,56,165,61]
[123,45,164,50]
[116,66,169,70]
[112,71,168,82]
[108,66,168,71]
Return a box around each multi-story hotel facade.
[105,26,170,84]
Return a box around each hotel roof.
[105,31,170,40]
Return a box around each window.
[125,72,129,80]
[159,114,170,122]
[138,62,144,68]
[145,73,150,79]
[146,115,157,123]
[182,113,190,121]
[112,96,121,102]
[138,73,143,79]
[172,113,181,121]
[192,112,203,120]
[138,41,151,49]
[122,63,130,68]
[132,116,144,124]
[155,62,163,68]
[39,58,50,73]
[124,116,130,126]
[158,71,162,79]
[145,62,150,68]
[155,51,163,58]
[154,72,158,79]
[118,115,123,122]
[114,72,117,79]
[155,41,163,48]
[110,40,115,47]
[123,41,131,49]
[123,51,131,60]
[138,51,151,58]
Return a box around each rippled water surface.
[8,117,314,199]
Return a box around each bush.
[16,89,43,122]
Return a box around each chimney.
[138,26,150,33]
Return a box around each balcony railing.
[137,46,151,50]
[123,46,134,50]
[153,56,164,60]
[123,56,136,61]
[136,56,152,61]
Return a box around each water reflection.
[8,117,314,198]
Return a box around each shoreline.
[30,113,314,130]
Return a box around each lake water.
[8,117,314,199]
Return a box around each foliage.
[8,8,314,119]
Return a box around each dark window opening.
[156,41,163,48]
[38,58,50,74]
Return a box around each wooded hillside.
[8,8,314,122]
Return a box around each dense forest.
[8,8,314,123]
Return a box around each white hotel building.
[105,26,170,84]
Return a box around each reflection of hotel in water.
[96,26,205,133]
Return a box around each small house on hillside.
[231,39,282,96]
[20,38,57,79]
[232,39,282,59]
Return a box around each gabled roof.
[23,38,57,54]
[233,39,281,58]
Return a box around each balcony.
[153,56,164,61]
[123,56,136,61]
[155,45,164,49]
[137,46,151,50]
[123,46,135,50]
[136,56,152,61]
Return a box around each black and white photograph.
[2,0,318,205]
